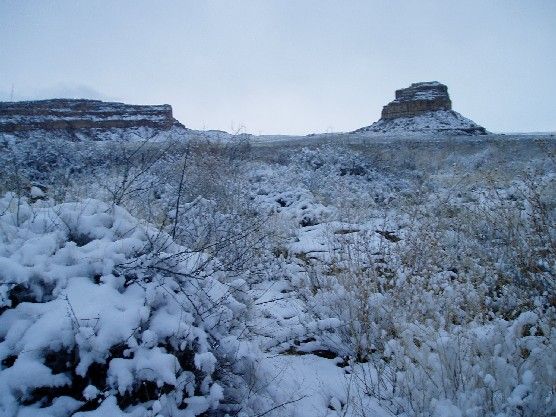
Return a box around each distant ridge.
[0,98,188,141]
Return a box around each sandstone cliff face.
[356,81,487,135]
[0,99,180,133]
[381,82,452,119]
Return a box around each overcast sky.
[1,1,555,134]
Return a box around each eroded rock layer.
[355,81,487,135]
[382,82,452,119]
[0,99,178,133]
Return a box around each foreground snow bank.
[0,194,256,416]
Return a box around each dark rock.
[375,229,401,242]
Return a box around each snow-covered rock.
[0,99,189,142]
[358,109,487,135]
[355,82,487,135]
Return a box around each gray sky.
[1,1,555,134]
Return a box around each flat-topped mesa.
[0,99,179,133]
[354,81,487,135]
[381,82,452,119]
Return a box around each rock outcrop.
[355,82,487,135]
[0,99,186,139]
[381,82,452,119]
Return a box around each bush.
[0,195,261,416]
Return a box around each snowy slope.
[355,110,487,135]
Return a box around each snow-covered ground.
[0,131,555,416]
[354,110,486,135]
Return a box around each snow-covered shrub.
[0,134,120,203]
[299,224,556,416]
[0,194,262,417]
[285,148,556,416]
[1,132,554,417]
[353,311,556,417]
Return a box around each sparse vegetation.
[0,132,554,416]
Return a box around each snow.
[0,195,256,416]
[82,385,99,401]
[0,129,554,416]
[194,352,217,374]
[433,399,462,417]
[262,354,389,417]
[73,396,142,417]
[357,110,486,134]
[30,185,45,198]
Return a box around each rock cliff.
[381,82,452,119]
[0,99,186,139]
[356,82,487,135]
